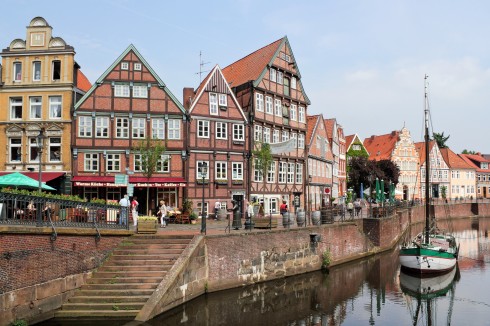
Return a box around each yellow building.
[0,17,90,193]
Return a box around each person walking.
[354,199,361,217]
[131,196,139,226]
[280,200,288,217]
[119,194,130,225]
[158,200,168,228]
[214,200,221,220]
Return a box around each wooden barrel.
[311,211,321,225]
[296,210,305,226]
[282,212,291,227]
[217,209,227,220]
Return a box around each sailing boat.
[399,75,459,274]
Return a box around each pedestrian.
[280,200,288,216]
[347,201,354,217]
[158,200,168,228]
[214,200,220,220]
[119,194,130,225]
[354,199,361,216]
[131,196,139,226]
[247,199,254,219]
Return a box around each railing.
[0,192,130,231]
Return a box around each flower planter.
[137,217,157,234]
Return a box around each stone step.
[62,302,145,311]
[81,283,159,290]
[126,238,193,245]
[92,271,166,278]
[98,265,171,272]
[131,234,194,240]
[113,248,185,255]
[110,254,180,260]
[76,289,154,297]
[118,243,188,250]
[86,277,162,284]
[69,295,149,303]
[55,310,139,318]
[106,259,175,266]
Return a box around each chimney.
[182,87,194,110]
[391,131,397,136]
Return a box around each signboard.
[324,187,330,194]
[270,138,297,154]
[73,181,186,188]
[114,174,128,185]
[294,195,300,207]
[127,184,134,196]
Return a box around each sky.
[2,0,489,154]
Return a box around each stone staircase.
[55,234,194,319]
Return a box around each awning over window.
[72,176,186,188]
[0,172,65,182]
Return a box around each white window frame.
[287,163,295,183]
[116,117,129,138]
[282,130,289,142]
[115,84,130,97]
[291,77,297,89]
[49,96,62,119]
[106,154,121,172]
[278,162,287,183]
[232,162,243,180]
[32,61,41,81]
[256,93,264,112]
[270,68,277,82]
[277,71,283,84]
[274,99,282,116]
[218,93,227,107]
[134,154,143,172]
[298,133,305,149]
[209,93,218,115]
[296,163,303,184]
[152,118,165,139]
[133,85,148,98]
[30,96,42,119]
[9,138,22,162]
[79,116,92,137]
[290,104,297,121]
[263,127,271,144]
[198,120,210,138]
[10,97,23,120]
[254,158,263,182]
[134,63,142,71]
[233,124,244,141]
[121,62,129,70]
[132,118,146,139]
[13,62,22,81]
[48,137,61,162]
[168,119,181,139]
[265,96,273,114]
[95,116,109,138]
[216,122,227,140]
[197,161,210,179]
[157,154,170,172]
[299,106,305,123]
[84,153,98,172]
[254,125,263,142]
[273,129,279,144]
[267,162,276,183]
[215,161,227,180]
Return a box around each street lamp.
[36,129,45,226]
[198,162,208,235]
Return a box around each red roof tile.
[306,115,319,146]
[440,148,476,169]
[459,153,490,173]
[77,70,91,92]
[222,38,283,88]
[345,135,355,149]
[324,118,335,140]
[363,131,399,161]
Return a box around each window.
[233,124,244,141]
[254,158,263,182]
[168,119,181,139]
[196,202,208,216]
[134,154,143,172]
[33,61,41,81]
[298,133,305,149]
[152,118,165,139]
[274,99,282,116]
[215,161,227,179]
[291,77,297,89]
[134,63,142,70]
[96,117,109,138]
[287,163,295,183]
[49,96,62,118]
[52,60,61,80]
[49,137,61,162]
[282,130,289,142]
[13,62,22,81]
[265,96,273,114]
[218,94,227,108]
[270,68,277,82]
[269,198,278,214]
[232,162,243,180]
[291,132,297,147]
[157,154,170,172]
[132,118,146,138]
[267,162,276,183]
[298,106,305,123]
[277,71,283,84]
[198,120,210,138]
[256,93,264,112]
[263,127,271,144]
[197,161,209,179]
[133,85,148,98]
[284,78,290,96]
[216,122,227,140]
[79,116,93,137]
[106,154,120,172]
[30,97,42,119]
[278,162,287,183]
[84,153,98,171]
[10,98,22,120]
[115,84,130,97]
[273,129,279,143]
[29,138,39,162]
[254,125,262,142]
[209,93,218,115]
[116,118,129,138]
[121,62,129,70]
[290,104,297,121]
[296,163,303,184]
[9,139,21,162]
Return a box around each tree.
[133,137,166,215]
[462,149,477,154]
[432,132,450,149]
[252,142,273,225]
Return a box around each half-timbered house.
[73,44,187,214]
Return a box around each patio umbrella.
[390,183,395,204]
[375,178,381,203]
[360,183,364,199]
[0,172,55,191]
[380,179,386,204]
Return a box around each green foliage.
[347,157,400,196]
[190,212,198,220]
[0,188,95,203]
[133,137,166,179]
[12,320,28,326]
[322,250,331,269]
[112,305,119,311]
[182,198,193,214]
[440,186,447,199]
[432,132,450,149]
[252,142,273,182]
[462,149,477,154]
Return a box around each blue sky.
[2,0,490,154]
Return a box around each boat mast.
[424,75,430,245]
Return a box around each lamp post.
[36,129,45,226]
[199,162,208,235]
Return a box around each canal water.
[40,217,490,326]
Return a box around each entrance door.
[232,194,244,218]
[432,184,439,198]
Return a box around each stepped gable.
[363,131,400,161]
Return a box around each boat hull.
[399,247,457,274]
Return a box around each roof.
[363,131,400,161]
[345,135,355,149]
[324,118,336,141]
[459,153,490,173]
[414,141,436,166]
[306,115,319,146]
[440,148,475,170]
[76,70,91,92]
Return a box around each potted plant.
[137,216,158,234]
[189,212,198,224]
